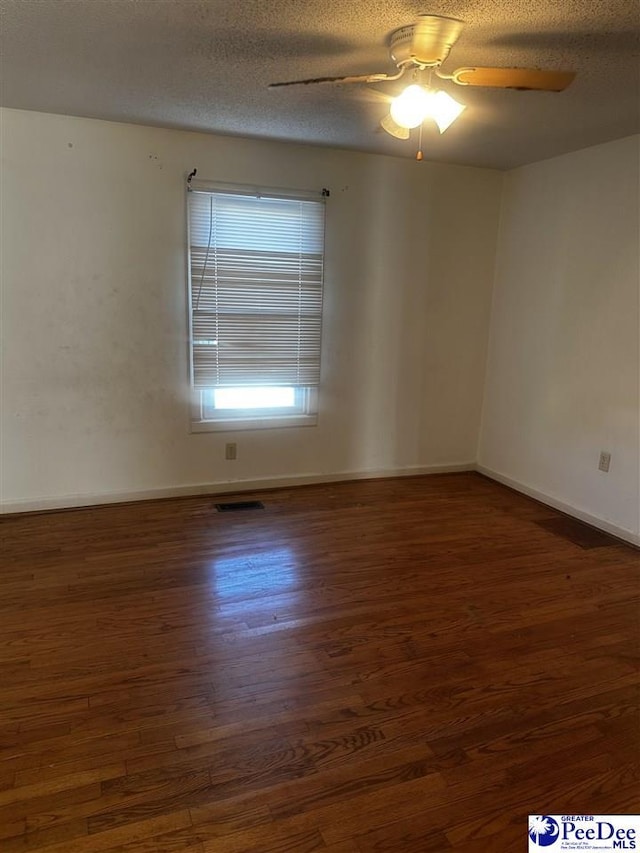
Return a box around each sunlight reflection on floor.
[211,546,298,604]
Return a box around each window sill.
[191,414,318,433]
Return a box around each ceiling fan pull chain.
[416,124,424,161]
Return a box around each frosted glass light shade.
[390,84,431,129]
[431,90,466,133]
[380,113,410,139]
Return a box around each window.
[187,182,325,431]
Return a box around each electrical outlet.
[225,442,237,461]
[598,451,611,473]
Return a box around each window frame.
[185,180,325,433]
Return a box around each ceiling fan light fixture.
[389,83,432,129]
[380,113,411,139]
[430,90,466,133]
[389,84,466,134]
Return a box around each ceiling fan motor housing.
[389,26,419,65]
[389,15,464,68]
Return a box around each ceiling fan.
[269,15,576,159]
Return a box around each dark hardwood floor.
[0,472,638,851]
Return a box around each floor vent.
[215,501,265,512]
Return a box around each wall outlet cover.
[598,451,611,472]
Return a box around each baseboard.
[476,464,640,548]
[0,462,475,515]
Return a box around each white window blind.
[188,187,325,390]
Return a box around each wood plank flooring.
[0,472,638,851]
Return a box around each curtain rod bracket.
[187,168,197,188]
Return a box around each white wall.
[478,136,640,542]
[0,108,502,510]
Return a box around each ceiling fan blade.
[362,88,393,105]
[411,15,464,65]
[450,67,576,91]
[269,72,389,88]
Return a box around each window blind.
[188,187,325,389]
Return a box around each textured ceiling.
[0,0,638,169]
